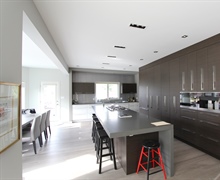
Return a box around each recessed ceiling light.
[102,63,110,65]
[154,51,158,53]
[130,23,146,29]
[182,35,188,38]
[114,46,126,49]
[107,55,116,58]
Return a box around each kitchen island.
[92,105,174,176]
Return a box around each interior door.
[41,82,60,121]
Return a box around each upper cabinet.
[72,82,95,94]
[179,52,197,92]
[179,55,188,91]
[207,43,220,91]
[197,48,208,91]
[121,83,137,94]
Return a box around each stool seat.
[143,140,160,149]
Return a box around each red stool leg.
[136,146,145,173]
[158,148,167,180]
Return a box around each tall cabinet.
[207,43,220,91]
[169,58,180,136]
[161,61,170,121]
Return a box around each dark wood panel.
[121,83,137,94]
[114,133,158,175]
[196,48,208,91]
[72,82,95,94]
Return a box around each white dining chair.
[40,112,47,146]
[22,115,42,154]
[45,110,51,136]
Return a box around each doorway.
[41,82,60,121]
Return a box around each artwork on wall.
[0,82,21,153]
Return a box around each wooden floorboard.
[22,121,220,180]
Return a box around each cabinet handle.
[156,96,159,110]
[181,116,196,121]
[164,96,166,107]
[173,96,176,109]
[190,70,194,90]
[200,135,219,143]
[213,66,216,90]
[200,120,219,127]
[182,128,196,134]
[201,68,204,90]
[150,96,153,108]
[182,72,185,91]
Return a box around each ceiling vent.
[102,63,110,65]
[130,23,146,29]
[114,46,126,49]
[107,56,116,58]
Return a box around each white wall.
[0,1,69,179]
[22,67,70,122]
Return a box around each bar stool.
[96,129,117,174]
[92,114,100,143]
[136,140,167,180]
[94,122,103,151]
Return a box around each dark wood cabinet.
[188,52,197,91]
[179,52,197,91]
[160,61,170,122]
[72,82,95,94]
[169,58,180,136]
[208,43,220,91]
[180,108,198,144]
[179,55,188,91]
[139,68,149,115]
[197,48,208,91]
[149,65,161,119]
[121,83,137,94]
[197,112,220,158]
[139,34,220,159]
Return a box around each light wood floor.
[22,121,220,180]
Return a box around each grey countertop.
[73,101,139,105]
[92,105,173,138]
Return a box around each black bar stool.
[92,114,100,143]
[96,129,117,174]
[94,122,103,151]
[136,139,167,180]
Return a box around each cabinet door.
[208,43,220,91]
[161,61,170,122]
[139,68,149,114]
[197,112,220,158]
[169,58,180,136]
[197,48,208,91]
[188,52,197,91]
[179,55,188,91]
[149,65,161,119]
[180,108,198,144]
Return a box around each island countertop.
[92,105,173,138]
[92,105,174,176]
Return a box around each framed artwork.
[0,82,21,153]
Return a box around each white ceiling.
[30,0,220,72]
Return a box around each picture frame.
[0,82,21,153]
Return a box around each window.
[96,82,120,100]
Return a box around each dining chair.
[40,112,48,146]
[45,110,51,136]
[22,115,42,154]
